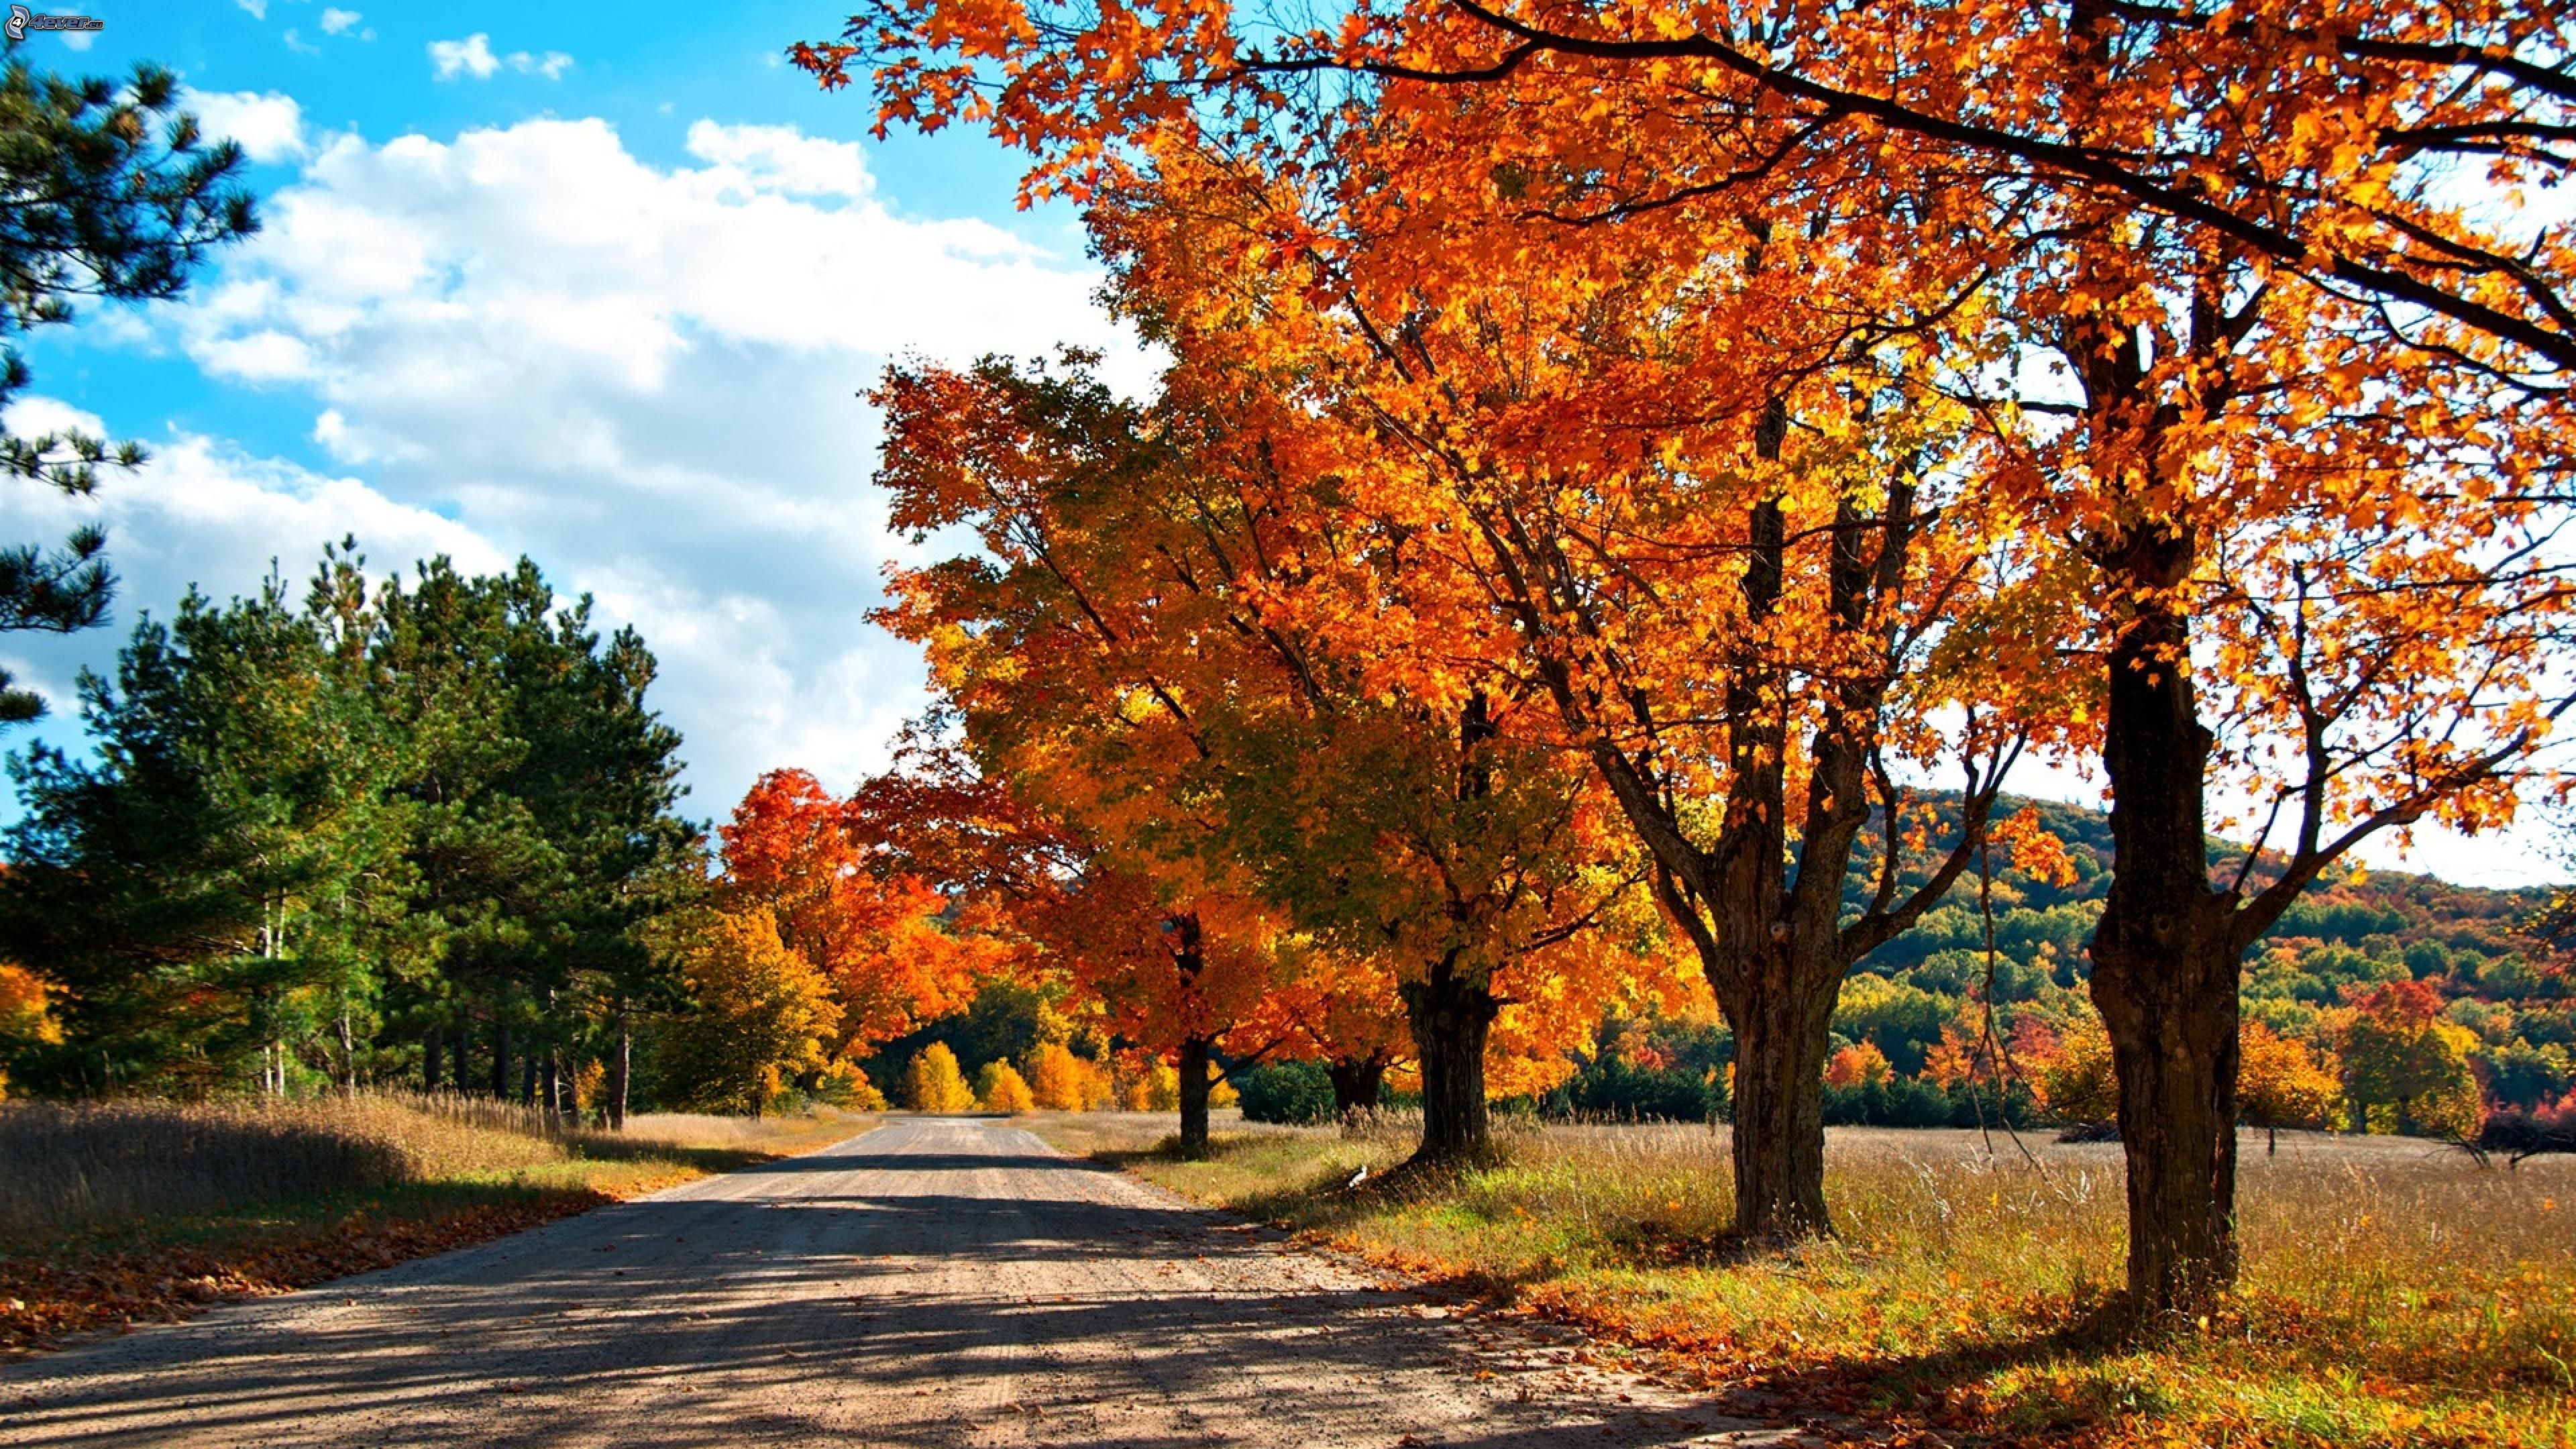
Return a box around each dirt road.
[0,1117,1786,1448]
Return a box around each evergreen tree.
[0,58,258,720]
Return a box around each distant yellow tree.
[1825,1042,1892,1089]
[1126,1056,1180,1112]
[904,1042,976,1113]
[2039,1014,2118,1129]
[2238,1021,2343,1155]
[658,911,842,1116]
[0,963,60,1101]
[1026,1041,1108,1111]
[976,1060,1035,1113]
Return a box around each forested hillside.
[1520,796,2571,1133]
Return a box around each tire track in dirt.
[0,1118,1794,1447]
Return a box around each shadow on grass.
[1080,1130,2174,1442]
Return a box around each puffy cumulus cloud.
[124,113,1141,813]
[181,89,307,164]
[427,34,497,79]
[319,8,366,38]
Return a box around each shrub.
[1545,1054,1715,1122]
[1235,1061,1337,1124]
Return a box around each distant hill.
[1834,794,2571,1109]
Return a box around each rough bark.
[2088,575,2243,1319]
[1176,1034,1214,1159]
[1723,959,1843,1238]
[1329,1054,1388,1120]
[1402,959,1498,1164]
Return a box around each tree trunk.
[608,1012,631,1132]
[519,1051,538,1107]
[452,1027,469,1096]
[1403,960,1498,1164]
[490,1022,510,1099]
[2088,580,2243,1320]
[1329,1054,1387,1120]
[1723,968,1838,1238]
[1175,1034,1215,1159]
[337,1012,357,1098]
[423,1025,442,1093]
[541,1051,561,1124]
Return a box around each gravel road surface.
[0,1117,1788,1448]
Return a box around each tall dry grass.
[1054,1114,2576,1445]
[0,1093,863,1240]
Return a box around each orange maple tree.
[717,768,998,1065]
[871,353,1691,1159]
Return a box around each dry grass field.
[0,1093,865,1352]
[1038,1112,2576,1448]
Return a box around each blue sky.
[0,1,2559,890]
[0,0,1147,835]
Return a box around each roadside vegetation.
[0,1093,861,1354]
[1041,1114,2576,1449]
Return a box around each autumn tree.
[808,0,2576,1313]
[2337,981,2485,1141]
[904,1040,977,1113]
[657,909,841,1115]
[720,768,996,1065]
[0,963,59,1098]
[977,1059,1036,1112]
[874,354,1690,1162]
[2237,1020,2343,1154]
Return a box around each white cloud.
[235,0,266,18]
[121,113,1144,814]
[684,121,871,199]
[0,395,513,729]
[182,89,307,164]
[429,34,572,82]
[283,28,321,57]
[428,34,498,80]
[319,8,363,36]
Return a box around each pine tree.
[0,60,258,720]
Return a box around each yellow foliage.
[1024,1040,1113,1110]
[976,1060,1036,1113]
[0,963,62,1102]
[904,1042,977,1113]
[1126,1057,1179,1111]
[820,1059,888,1110]
[2238,1020,2341,1134]
[659,910,842,1114]
[2039,1014,2118,1126]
